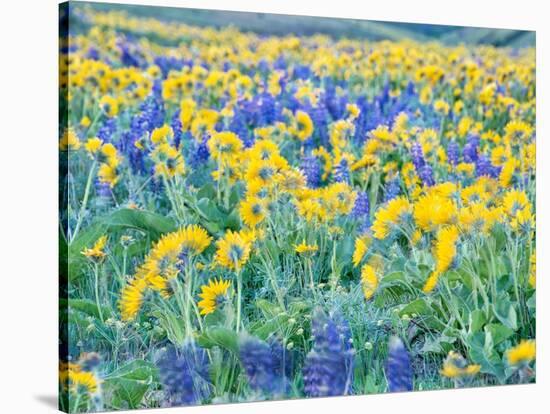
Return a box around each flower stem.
[93,263,104,323]
[71,160,97,242]
[236,269,242,332]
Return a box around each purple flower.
[463,134,480,163]
[475,154,499,178]
[333,158,350,183]
[411,142,426,170]
[238,335,291,396]
[418,164,435,186]
[352,191,370,220]
[301,154,322,188]
[385,337,413,392]
[384,178,402,201]
[447,140,460,166]
[303,309,355,397]
[156,341,211,406]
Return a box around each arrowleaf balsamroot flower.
[361,263,379,300]
[59,127,81,151]
[151,143,185,178]
[294,241,318,255]
[303,309,355,397]
[197,278,231,316]
[371,196,413,239]
[440,351,480,383]
[385,336,413,392]
[239,197,268,227]
[506,339,536,366]
[423,225,460,293]
[118,225,211,320]
[81,235,108,262]
[214,230,252,270]
[99,94,119,117]
[292,110,314,141]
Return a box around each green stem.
[236,269,242,333]
[94,263,104,323]
[71,160,97,242]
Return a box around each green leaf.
[68,209,177,282]
[62,298,114,320]
[493,298,518,331]
[469,309,486,334]
[399,298,432,317]
[197,327,239,353]
[467,331,506,382]
[103,360,158,410]
[196,198,224,222]
[484,323,514,346]
[104,208,176,235]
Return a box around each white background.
[0,0,548,412]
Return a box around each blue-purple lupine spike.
[411,141,426,170]
[418,164,435,186]
[301,154,322,188]
[384,178,402,201]
[385,336,413,392]
[333,158,350,183]
[476,154,495,178]
[352,191,370,220]
[463,134,480,163]
[188,135,210,168]
[303,309,355,397]
[238,335,290,396]
[447,140,460,166]
[156,341,211,406]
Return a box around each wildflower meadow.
[59,2,536,412]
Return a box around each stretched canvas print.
[59,1,536,412]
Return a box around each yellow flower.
[208,131,243,162]
[371,197,413,239]
[245,157,285,186]
[59,128,80,151]
[99,95,119,117]
[84,137,103,157]
[198,278,231,316]
[294,241,318,255]
[434,225,460,274]
[506,340,536,366]
[80,116,92,128]
[151,124,173,145]
[504,120,533,143]
[239,197,267,227]
[180,98,196,131]
[98,162,119,188]
[502,189,534,232]
[268,71,283,96]
[214,230,252,270]
[441,351,481,379]
[413,193,457,232]
[352,235,371,267]
[346,103,360,119]
[68,367,99,394]
[361,264,379,300]
[151,143,185,178]
[423,225,460,293]
[292,110,314,141]
[499,157,518,187]
[433,99,450,115]
[119,277,148,321]
[324,182,357,216]
[81,235,107,261]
